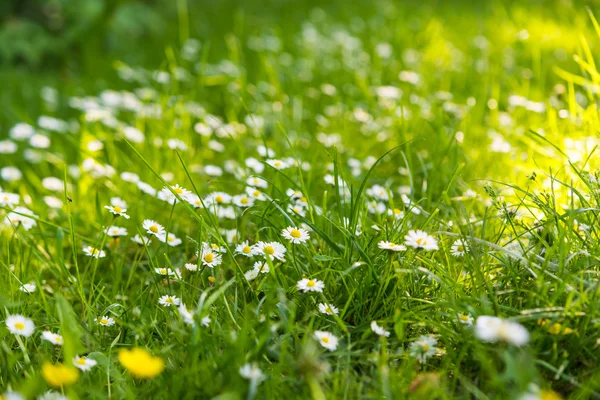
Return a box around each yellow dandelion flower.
[118,348,164,379]
[42,362,79,387]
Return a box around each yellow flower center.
[165,297,173,303]
[290,229,302,238]
[241,197,249,204]
[253,190,260,197]
[459,315,469,321]
[204,253,214,263]
[307,280,315,287]
[215,195,223,203]
[422,345,430,351]
[15,322,25,330]
[211,244,219,250]
[416,238,426,246]
[174,188,183,194]
[150,226,159,233]
[100,319,108,325]
[92,248,100,255]
[159,268,167,274]
[76,358,87,365]
[243,246,251,254]
[167,236,174,242]
[326,307,332,313]
[113,206,122,212]
[274,161,281,167]
[321,337,329,343]
[393,208,401,214]
[264,245,275,255]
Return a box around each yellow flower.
[118,348,164,379]
[42,362,79,387]
[540,390,562,400]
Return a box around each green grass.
[2,0,600,399]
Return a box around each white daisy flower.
[451,239,468,257]
[96,316,115,326]
[19,283,36,293]
[0,391,24,400]
[4,206,37,230]
[205,192,232,206]
[73,356,97,371]
[387,207,404,220]
[266,159,289,170]
[404,230,439,251]
[245,186,267,201]
[179,303,195,325]
[158,295,181,307]
[235,241,254,257]
[157,232,182,247]
[457,313,474,326]
[199,248,223,268]
[252,261,270,274]
[252,241,286,261]
[232,194,255,208]
[475,316,529,346]
[244,268,260,281]
[131,234,151,245]
[318,303,339,315]
[155,267,176,276]
[83,246,106,258]
[370,321,390,337]
[5,315,35,337]
[246,176,268,188]
[409,335,438,363]
[314,330,338,351]
[377,241,406,252]
[104,226,128,237]
[142,219,165,237]
[184,263,198,272]
[41,331,63,346]
[201,316,211,327]
[239,363,265,382]
[158,184,192,204]
[186,193,205,209]
[297,278,325,293]
[0,192,20,207]
[104,205,130,219]
[281,227,310,244]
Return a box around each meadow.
[2,0,600,398]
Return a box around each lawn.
[1,0,600,399]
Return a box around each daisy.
[184,263,198,272]
[239,363,265,382]
[297,278,325,293]
[0,391,24,400]
[370,321,391,337]
[232,194,255,208]
[201,316,211,327]
[158,295,181,307]
[378,241,406,252]
[404,230,439,251]
[0,191,19,207]
[154,267,176,276]
[387,207,404,220]
[205,192,232,206]
[318,303,339,315]
[131,234,151,245]
[314,331,338,351]
[186,194,205,208]
[137,181,157,196]
[41,331,63,346]
[19,283,36,293]
[5,315,35,337]
[83,246,106,258]
[281,227,310,244]
[457,313,474,326]
[178,303,195,325]
[73,356,97,372]
[409,335,438,363]
[158,184,192,204]
[199,247,223,268]
[266,159,289,170]
[245,186,267,201]
[252,261,270,274]
[475,316,529,346]
[104,226,128,237]
[4,207,38,230]
[142,220,165,237]
[96,316,115,327]
[252,241,287,261]
[288,203,307,217]
[366,184,390,201]
[244,268,260,281]
[246,176,268,188]
[450,239,468,256]
[104,205,130,219]
[157,233,182,247]
[235,241,254,257]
